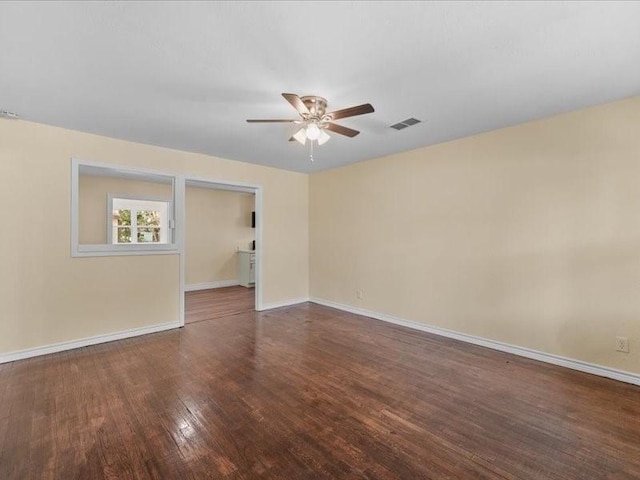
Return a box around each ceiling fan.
[246,93,374,146]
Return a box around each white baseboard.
[0,321,181,364]
[185,279,239,292]
[309,297,640,387]
[259,297,309,311]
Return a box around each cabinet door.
[249,254,255,283]
[237,252,255,288]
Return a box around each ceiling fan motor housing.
[300,96,328,120]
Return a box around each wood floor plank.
[1,302,640,479]
[185,286,254,324]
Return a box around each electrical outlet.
[356,290,363,300]
[616,336,629,353]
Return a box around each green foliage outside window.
[113,209,160,243]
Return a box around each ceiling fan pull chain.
[309,138,314,162]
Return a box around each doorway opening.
[181,178,262,325]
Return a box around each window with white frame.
[72,161,178,257]
[109,197,171,244]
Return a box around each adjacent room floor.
[185,285,255,324]
[1,302,639,479]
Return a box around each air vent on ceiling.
[0,110,19,119]
[390,117,421,130]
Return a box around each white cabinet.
[237,250,255,288]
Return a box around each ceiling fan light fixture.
[247,93,374,155]
[306,122,321,140]
[317,129,331,145]
[293,128,307,145]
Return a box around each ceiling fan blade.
[282,93,310,116]
[327,103,374,121]
[325,122,360,138]
[246,119,296,123]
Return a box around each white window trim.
[71,159,179,257]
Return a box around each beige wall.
[2,95,638,377]
[0,120,308,355]
[79,175,172,244]
[185,187,254,285]
[310,96,640,375]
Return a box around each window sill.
[72,244,179,257]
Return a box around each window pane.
[113,209,131,226]
[137,210,160,226]
[137,227,160,243]
[117,227,132,243]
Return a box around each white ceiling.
[1,1,639,173]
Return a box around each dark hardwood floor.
[185,286,255,324]
[1,303,640,479]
